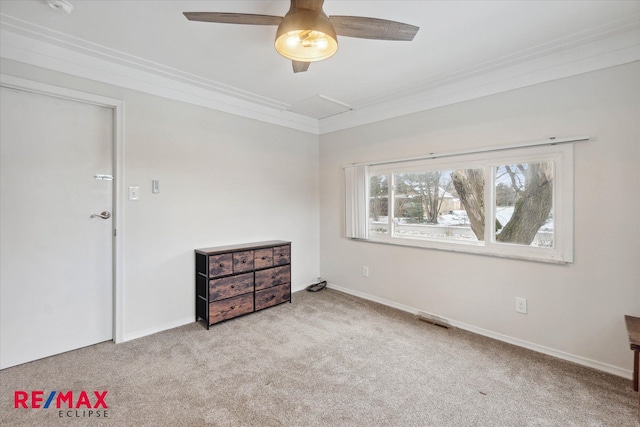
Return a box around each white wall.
[2,57,638,377]
[319,62,640,377]
[1,59,320,341]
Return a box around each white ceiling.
[1,0,639,134]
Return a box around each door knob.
[91,211,111,219]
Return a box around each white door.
[0,86,113,369]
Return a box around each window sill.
[351,236,572,265]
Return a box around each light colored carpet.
[1,289,638,426]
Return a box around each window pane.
[494,162,554,247]
[369,175,389,236]
[362,144,572,263]
[392,170,480,242]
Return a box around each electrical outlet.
[362,266,369,277]
[515,297,527,314]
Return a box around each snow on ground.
[437,210,470,227]
[373,207,553,230]
[372,207,554,247]
[438,207,554,231]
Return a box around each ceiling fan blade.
[329,16,419,41]
[292,61,310,73]
[291,0,325,12]
[183,12,282,26]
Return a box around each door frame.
[1,74,124,343]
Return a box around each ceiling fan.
[184,0,419,73]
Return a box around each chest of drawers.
[195,240,291,329]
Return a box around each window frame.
[364,144,574,263]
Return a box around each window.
[350,143,574,263]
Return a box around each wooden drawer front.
[209,254,233,278]
[254,248,273,269]
[209,273,253,302]
[255,265,291,291]
[255,284,290,311]
[274,245,290,265]
[233,250,254,273]
[209,293,254,325]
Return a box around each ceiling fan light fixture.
[275,8,338,62]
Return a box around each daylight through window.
[351,143,574,263]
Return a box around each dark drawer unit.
[254,248,274,269]
[195,240,292,329]
[209,293,254,324]
[255,265,291,291]
[255,283,290,311]
[273,245,291,265]
[209,273,254,302]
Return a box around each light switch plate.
[129,186,140,201]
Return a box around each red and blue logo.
[14,390,108,418]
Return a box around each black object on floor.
[306,280,327,292]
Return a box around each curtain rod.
[343,136,589,168]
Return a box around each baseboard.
[292,282,313,293]
[326,283,633,380]
[122,316,195,342]
[122,283,313,341]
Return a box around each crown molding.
[320,22,640,134]
[0,15,320,135]
[1,13,639,136]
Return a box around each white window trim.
[360,143,576,264]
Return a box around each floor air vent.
[416,311,451,329]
